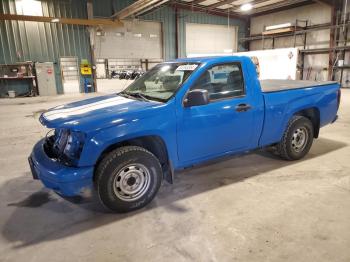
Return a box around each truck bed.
[260,79,337,93]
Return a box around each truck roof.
[168,55,251,64]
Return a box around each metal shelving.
[0,62,37,96]
[240,12,350,86]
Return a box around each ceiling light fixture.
[240,3,253,11]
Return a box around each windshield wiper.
[131,92,150,102]
[120,91,150,102]
[118,91,133,99]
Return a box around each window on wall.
[191,63,244,101]
[16,0,43,16]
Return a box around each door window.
[191,63,244,101]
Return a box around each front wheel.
[277,116,314,160]
[95,146,162,213]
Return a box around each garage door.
[186,23,238,57]
[95,20,163,59]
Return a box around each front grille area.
[43,135,59,159]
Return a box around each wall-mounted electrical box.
[35,62,57,96]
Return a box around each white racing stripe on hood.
[43,96,133,121]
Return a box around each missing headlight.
[44,128,85,166]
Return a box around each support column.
[175,6,179,58]
[328,4,336,80]
[87,0,97,92]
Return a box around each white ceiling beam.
[112,0,169,19]
[244,0,309,14]
[134,0,170,16]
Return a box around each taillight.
[337,88,341,110]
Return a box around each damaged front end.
[28,129,94,197]
[44,129,85,167]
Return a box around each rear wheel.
[95,146,162,213]
[277,116,314,160]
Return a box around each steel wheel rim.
[113,163,151,202]
[291,127,308,153]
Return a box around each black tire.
[277,115,314,161]
[95,146,162,213]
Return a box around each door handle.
[235,103,252,112]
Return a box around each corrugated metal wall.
[0,0,247,95]
[93,0,247,60]
[142,6,176,60]
[0,0,91,95]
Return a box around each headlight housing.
[50,128,85,166]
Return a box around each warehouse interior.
[0,0,350,261]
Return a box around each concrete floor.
[0,90,349,262]
[62,79,133,94]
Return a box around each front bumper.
[28,138,94,196]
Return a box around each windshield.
[120,62,199,102]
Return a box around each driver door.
[176,62,256,163]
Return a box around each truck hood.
[39,94,161,132]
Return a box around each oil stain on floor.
[8,191,53,208]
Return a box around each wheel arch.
[93,135,174,184]
[293,107,320,138]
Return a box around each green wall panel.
[0,0,91,96]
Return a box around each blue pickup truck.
[29,56,341,212]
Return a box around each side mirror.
[184,89,209,107]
